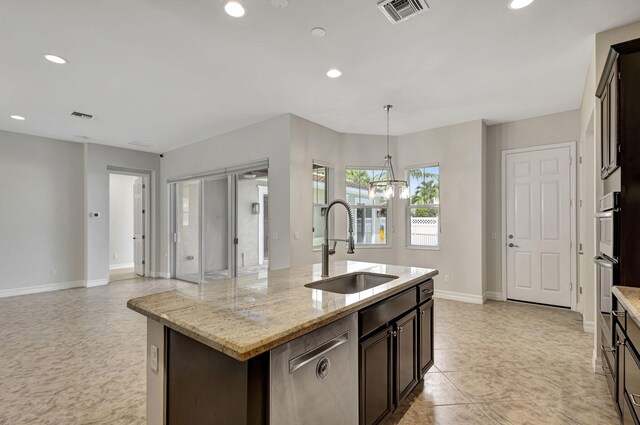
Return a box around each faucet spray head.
[347,236,355,254]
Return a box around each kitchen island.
[128,261,437,425]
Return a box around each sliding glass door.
[175,180,201,283]
[203,176,232,281]
[171,166,268,283]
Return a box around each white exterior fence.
[355,216,439,246]
[410,217,439,246]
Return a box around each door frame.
[500,141,577,310]
[107,167,151,278]
[258,184,268,265]
[168,159,269,283]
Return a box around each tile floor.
[390,299,617,425]
[0,277,617,425]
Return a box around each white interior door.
[133,177,145,276]
[505,147,572,307]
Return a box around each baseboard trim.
[434,289,484,305]
[109,263,135,270]
[593,353,603,374]
[583,321,595,334]
[0,280,85,298]
[152,272,171,279]
[86,278,109,288]
[483,291,504,302]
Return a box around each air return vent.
[70,111,94,120]
[378,0,428,24]
[128,140,156,148]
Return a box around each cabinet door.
[360,326,393,425]
[419,300,434,377]
[609,60,619,173]
[617,324,626,416]
[395,310,418,404]
[601,87,610,177]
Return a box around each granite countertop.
[127,261,437,361]
[613,286,640,328]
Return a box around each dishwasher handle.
[289,331,349,374]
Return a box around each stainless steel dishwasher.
[270,313,358,424]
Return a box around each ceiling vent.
[70,111,94,120]
[378,0,428,24]
[128,140,156,148]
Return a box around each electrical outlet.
[51,269,57,277]
[150,345,159,372]
[444,275,450,283]
[491,232,497,240]
[294,231,300,240]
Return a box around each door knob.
[508,234,514,239]
[508,243,519,248]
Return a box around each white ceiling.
[2,0,640,153]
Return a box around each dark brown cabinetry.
[609,294,640,425]
[598,39,640,425]
[597,38,640,286]
[599,58,619,179]
[359,279,434,425]
[360,325,394,425]
[618,323,627,416]
[418,299,434,376]
[395,310,418,404]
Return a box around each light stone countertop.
[613,286,640,329]
[128,261,437,361]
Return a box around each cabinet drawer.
[625,391,640,425]
[614,296,627,332]
[625,344,640,420]
[417,280,434,304]
[603,348,616,399]
[628,317,640,355]
[360,288,415,338]
[601,325,615,381]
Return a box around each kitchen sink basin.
[305,272,399,294]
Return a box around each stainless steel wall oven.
[595,192,620,347]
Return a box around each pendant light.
[368,105,410,200]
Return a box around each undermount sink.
[305,272,399,294]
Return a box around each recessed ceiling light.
[326,69,342,79]
[10,115,26,121]
[508,0,534,9]
[224,1,246,17]
[311,27,327,38]
[44,54,67,64]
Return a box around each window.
[407,165,440,248]
[313,163,330,247]
[346,168,390,246]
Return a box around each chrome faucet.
[322,199,356,277]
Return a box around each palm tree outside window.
[406,165,440,248]
[345,168,390,246]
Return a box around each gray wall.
[85,143,161,284]
[397,120,486,300]
[0,130,84,293]
[485,110,581,296]
[160,114,291,274]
